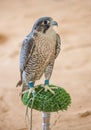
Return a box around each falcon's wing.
[55,33,61,58]
[16,33,35,87]
[20,35,35,72]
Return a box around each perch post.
[42,112,50,130]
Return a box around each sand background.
[0,0,91,130]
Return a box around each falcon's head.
[32,17,58,33]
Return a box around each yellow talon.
[44,85,55,94]
[19,88,35,98]
[27,88,35,98]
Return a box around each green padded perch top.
[22,85,71,112]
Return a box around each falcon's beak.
[51,20,58,26]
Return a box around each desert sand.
[0,0,91,130]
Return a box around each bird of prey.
[16,16,61,96]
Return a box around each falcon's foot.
[27,88,35,98]
[19,81,35,98]
[42,80,55,94]
[19,88,35,98]
[45,85,55,94]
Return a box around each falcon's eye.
[43,20,50,25]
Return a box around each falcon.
[16,16,61,97]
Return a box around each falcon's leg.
[28,81,35,98]
[43,61,55,94]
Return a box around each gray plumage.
[16,17,61,88]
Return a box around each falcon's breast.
[25,29,56,80]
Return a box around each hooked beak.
[51,20,58,26]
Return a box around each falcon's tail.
[16,80,22,87]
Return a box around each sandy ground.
[0,0,91,130]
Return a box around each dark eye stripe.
[43,25,50,33]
